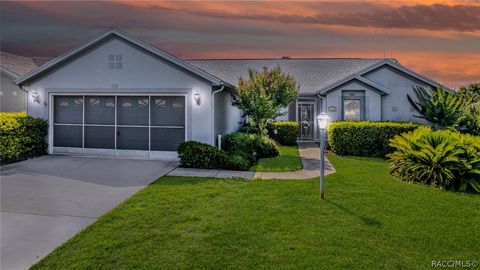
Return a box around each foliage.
[232,66,298,135]
[0,112,48,164]
[177,141,226,169]
[327,121,420,157]
[459,82,480,95]
[267,121,299,146]
[407,86,465,129]
[458,83,480,135]
[387,127,480,193]
[222,132,279,162]
[223,154,251,171]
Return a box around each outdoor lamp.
[31,90,40,103]
[317,113,330,130]
[316,113,330,200]
[193,91,201,105]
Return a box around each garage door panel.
[54,96,83,124]
[54,125,82,147]
[85,96,115,125]
[151,96,185,126]
[85,126,115,149]
[116,127,149,150]
[151,128,185,151]
[117,96,149,126]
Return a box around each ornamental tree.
[232,66,298,135]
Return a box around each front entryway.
[297,102,315,141]
[51,94,186,158]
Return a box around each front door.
[297,103,315,141]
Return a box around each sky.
[1,0,479,88]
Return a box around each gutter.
[211,84,225,146]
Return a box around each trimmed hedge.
[177,141,250,171]
[0,112,48,164]
[222,132,279,161]
[267,121,299,146]
[328,121,420,157]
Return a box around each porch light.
[193,91,200,105]
[316,113,330,200]
[31,89,40,103]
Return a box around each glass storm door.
[297,103,315,141]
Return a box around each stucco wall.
[1,73,26,112]
[25,37,215,145]
[214,90,243,146]
[363,65,430,122]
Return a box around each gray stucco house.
[14,28,442,159]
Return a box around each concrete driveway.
[1,155,176,270]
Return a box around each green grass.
[31,155,480,270]
[250,145,302,172]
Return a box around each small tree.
[232,66,298,135]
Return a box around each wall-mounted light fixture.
[193,91,201,105]
[31,89,40,103]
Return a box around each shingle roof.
[32,56,54,66]
[186,58,385,95]
[0,51,39,77]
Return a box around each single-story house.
[0,52,51,112]
[15,28,442,159]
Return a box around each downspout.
[317,93,326,113]
[211,84,225,146]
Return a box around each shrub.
[0,112,48,164]
[267,121,299,145]
[328,121,420,157]
[177,141,226,169]
[223,154,251,171]
[177,141,255,171]
[222,132,279,161]
[387,127,480,193]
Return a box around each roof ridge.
[186,57,390,61]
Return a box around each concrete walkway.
[167,143,335,180]
[1,155,176,270]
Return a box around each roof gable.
[15,28,225,86]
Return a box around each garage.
[52,94,186,158]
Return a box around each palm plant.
[407,86,465,129]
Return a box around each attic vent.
[282,56,290,59]
[108,54,123,69]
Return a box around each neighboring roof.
[0,51,39,78]
[187,58,384,95]
[15,28,227,86]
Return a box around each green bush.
[177,141,253,171]
[328,121,420,157]
[267,121,299,145]
[387,127,480,193]
[177,141,226,169]
[0,112,48,164]
[223,154,251,171]
[222,132,279,161]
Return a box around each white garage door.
[52,95,185,156]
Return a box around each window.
[343,99,361,121]
[108,54,123,69]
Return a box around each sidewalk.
[166,143,336,180]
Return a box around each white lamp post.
[317,113,330,200]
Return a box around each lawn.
[31,155,480,270]
[249,145,302,172]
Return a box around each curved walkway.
[167,143,336,180]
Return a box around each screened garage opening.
[52,95,186,157]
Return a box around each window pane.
[85,126,114,149]
[117,96,149,125]
[54,96,83,124]
[151,96,185,126]
[85,96,115,125]
[116,127,148,150]
[54,125,82,147]
[344,100,360,120]
[151,128,185,151]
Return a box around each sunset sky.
[1,1,479,88]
